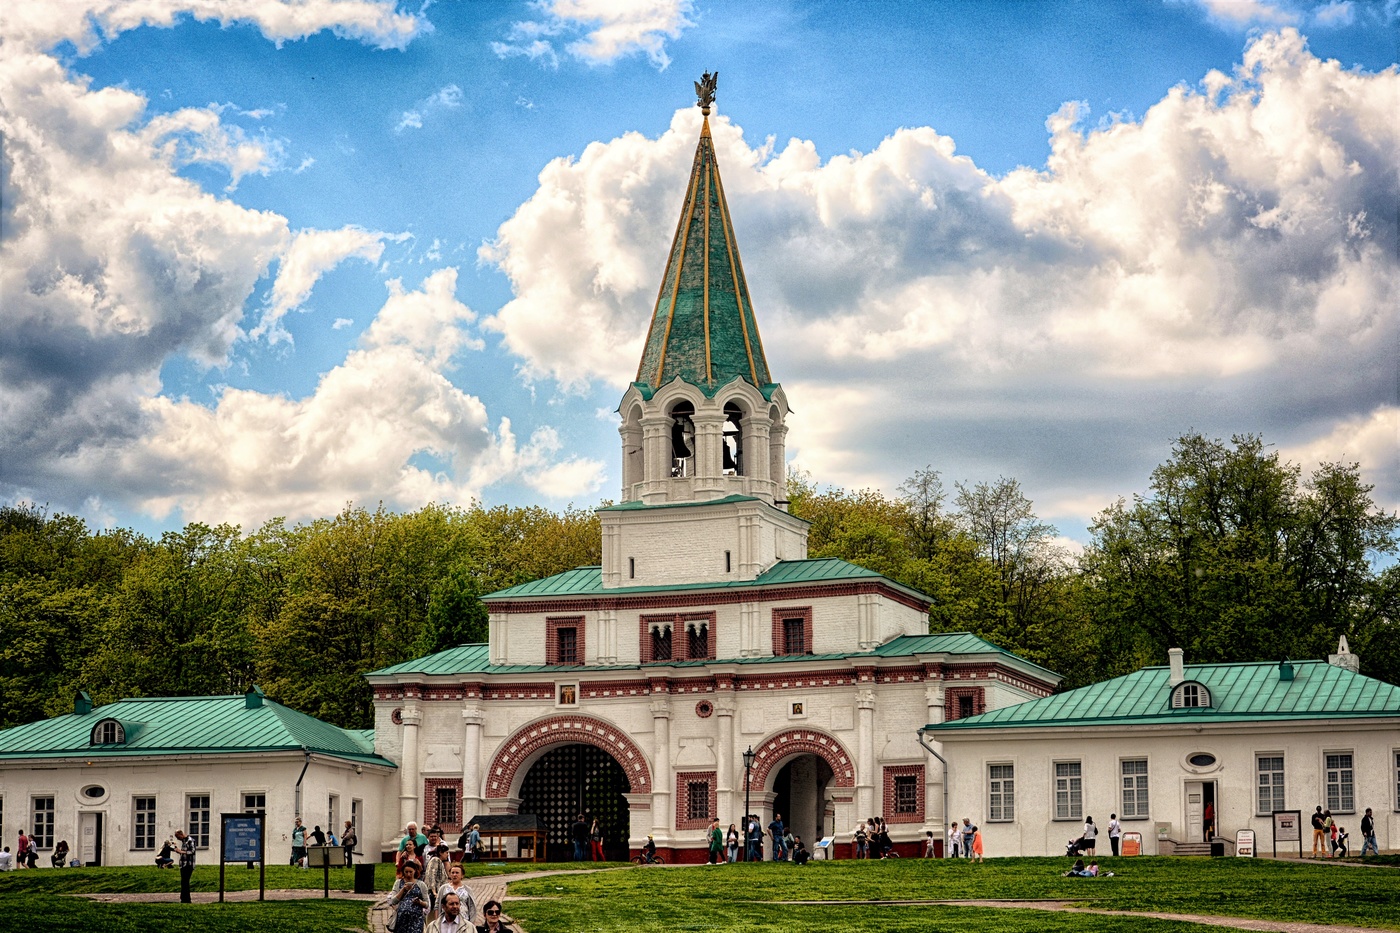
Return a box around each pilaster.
[398,707,423,829]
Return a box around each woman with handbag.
[387,860,430,933]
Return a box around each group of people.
[852,817,898,859]
[568,815,607,861]
[289,816,359,867]
[1311,805,1372,858]
[1064,858,1112,877]
[387,821,515,933]
[940,818,983,860]
[701,814,810,864]
[4,830,59,869]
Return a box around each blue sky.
[1,0,1396,548]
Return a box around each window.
[1325,753,1354,812]
[783,617,806,655]
[435,786,458,827]
[629,557,635,579]
[893,775,919,814]
[724,551,731,573]
[134,797,157,850]
[1395,752,1400,811]
[188,795,211,849]
[945,687,985,722]
[687,620,709,660]
[989,765,1015,822]
[1054,762,1083,820]
[557,627,578,664]
[1171,681,1211,708]
[650,623,672,661]
[1257,757,1285,814]
[31,797,54,849]
[243,793,266,814]
[687,782,711,822]
[959,695,975,719]
[91,719,124,745]
[1119,759,1149,818]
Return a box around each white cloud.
[482,30,1400,518]
[396,83,463,133]
[333,317,354,330]
[253,226,393,342]
[0,0,426,55]
[1190,0,1298,26]
[1281,406,1400,510]
[493,0,693,69]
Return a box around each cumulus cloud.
[482,30,1400,517]
[0,1,602,525]
[396,83,463,133]
[0,0,425,55]
[493,0,693,69]
[1182,0,1376,29]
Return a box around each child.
[1335,828,1349,858]
[971,827,984,863]
[924,831,937,857]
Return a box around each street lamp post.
[742,745,756,862]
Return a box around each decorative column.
[461,706,486,818]
[855,687,876,821]
[743,415,771,499]
[640,412,672,503]
[769,420,788,504]
[398,707,423,830]
[692,409,725,500]
[597,608,618,663]
[924,679,946,830]
[650,696,672,839]
[715,694,737,821]
[739,602,760,656]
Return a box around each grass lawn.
[504,856,1400,933]
[3,855,1393,933]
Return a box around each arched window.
[90,719,125,745]
[1171,681,1212,709]
[669,402,695,477]
[687,621,709,659]
[722,402,744,475]
[651,622,673,661]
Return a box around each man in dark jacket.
[175,828,196,903]
[1360,808,1378,856]
[570,815,588,861]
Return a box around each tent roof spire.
[633,72,773,397]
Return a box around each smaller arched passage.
[486,715,653,799]
[749,729,856,791]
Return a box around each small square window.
[782,617,806,655]
[557,627,578,664]
[893,775,919,814]
[435,786,458,827]
[687,781,710,822]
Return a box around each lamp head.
[742,745,756,770]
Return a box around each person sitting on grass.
[50,840,70,868]
[0,847,13,871]
[155,839,176,869]
[791,836,810,865]
[476,899,519,933]
[1064,858,1093,877]
[1086,860,1099,876]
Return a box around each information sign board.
[1272,810,1303,858]
[1236,829,1255,857]
[1121,831,1142,856]
[223,816,262,862]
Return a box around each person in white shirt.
[437,862,478,925]
[0,846,13,871]
[1108,814,1122,856]
[947,822,961,858]
[427,892,468,933]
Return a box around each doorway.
[78,812,104,866]
[771,755,834,852]
[518,743,631,861]
[1185,781,1217,842]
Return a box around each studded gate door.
[519,743,631,861]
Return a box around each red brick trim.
[750,729,856,789]
[875,667,924,684]
[736,671,856,691]
[423,778,464,833]
[675,771,717,830]
[882,765,925,825]
[485,579,930,614]
[945,686,986,721]
[546,616,585,666]
[485,715,651,797]
[582,681,653,699]
[640,611,716,662]
[771,607,814,656]
[482,683,554,700]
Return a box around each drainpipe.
[294,747,311,819]
[917,729,949,842]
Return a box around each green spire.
[635,76,772,396]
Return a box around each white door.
[78,811,102,865]
[1185,782,1203,842]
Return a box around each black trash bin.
[1210,841,1225,857]
[353,863,376,894]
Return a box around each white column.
[924,682,945,830]
[598,608,618,663]
[715,695,736,821]
[461,706,486,818]
[769,421,788,504]
[399,707,423,830]
[692,410,725,500]
[739,602,760,657]
[855,689,876,821]
[650,697,672,839]
[641,413,671,503]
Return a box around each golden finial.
[694,71,718,116]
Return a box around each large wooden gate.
[518,743,631,861]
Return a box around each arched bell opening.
[669,401,696,478]
[722,402,744,476]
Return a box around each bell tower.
[604,73,807,589]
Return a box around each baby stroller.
[1065,836,1090,857]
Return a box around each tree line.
[1,432,1395,732]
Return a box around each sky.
[0,0,1396,551]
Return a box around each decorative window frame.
[882,764,925,824]
[423,778,464,833]
[546,616,586,666]
[945,687,986,722]
[1052,760,1083,821]
[988,762,1016,823]
[1119,757,1150,820]
[1323,749,1355,814]
[1256,753,1285,816]
[770,607,814,657]
[90,718,125,745]
[132,795,158,851]
[674,771,717,830]
[1171,680,1212,709]
[640,612,716,662]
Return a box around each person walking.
[388,861,430,933]
[746,815,761,862]
[1324,810,1336,858]
[923,831,937,858]
[971,826,984,863]
[290,817,307,867]
[1360,808,1379,856]
[1108,814,1122,856]
[726,823,739,863]
[438,862,479,926]
[468,823,481,862]
[1311,806,1326,858]
[342,820,357,866]
[15,831,27,869]
[589,817,605,862]
[175,828,196,903]
[475,899,519,933]
[423,844,449,919]
[427,891,469,933]
[768,813,786,861]
[707,819,723,864]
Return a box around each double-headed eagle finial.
[695,71,718,115]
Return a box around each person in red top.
[16,831,28,869]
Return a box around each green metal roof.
[367,631,1052,679]
[634,114,773,397]
[0,694,396,767]
[481,557,928,604]
[923,660,1400,732]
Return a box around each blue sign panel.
[223,816,262,862]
